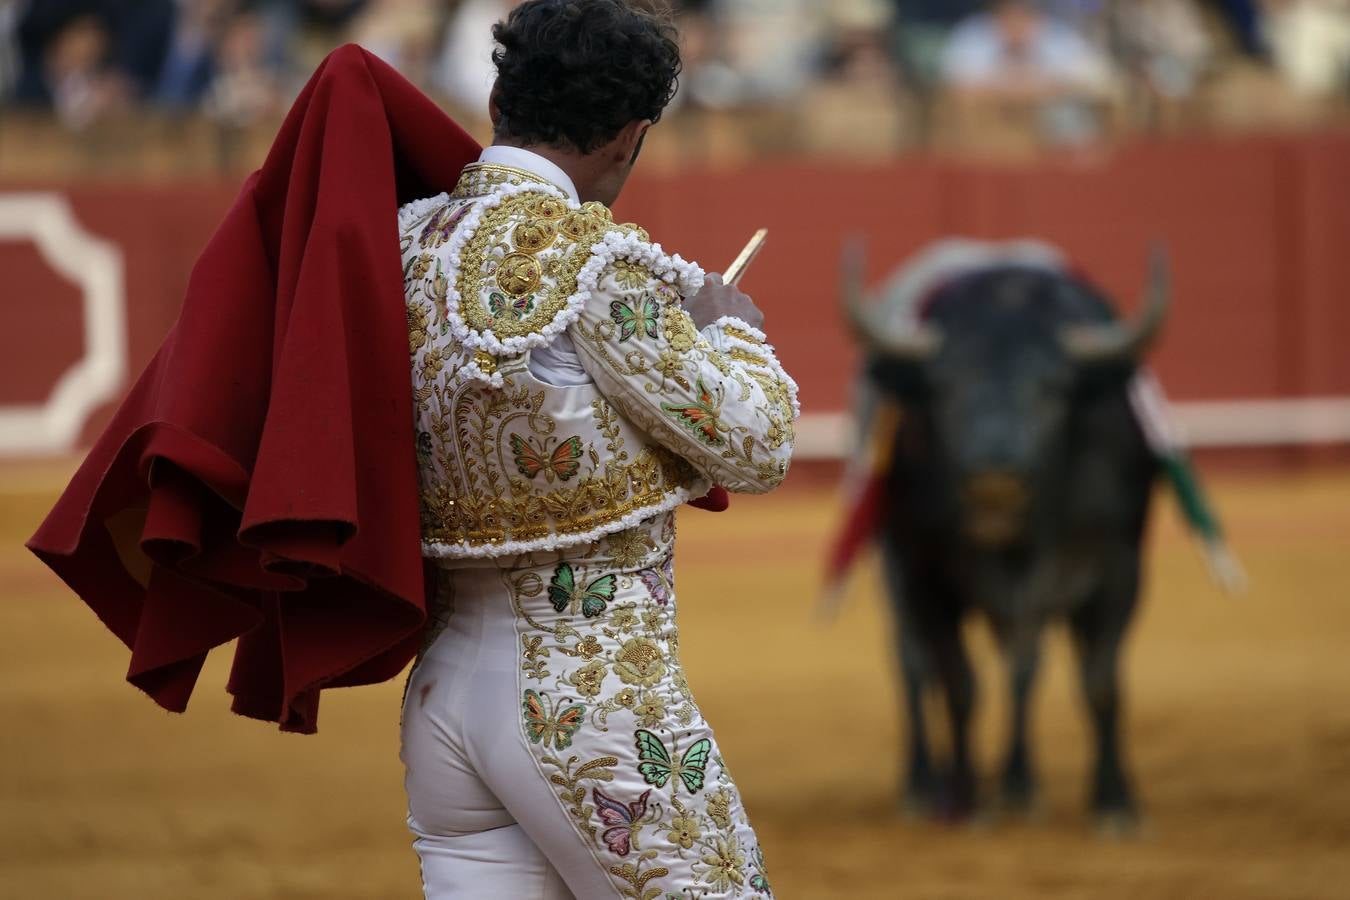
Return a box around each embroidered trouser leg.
[401,591,618,899]
[401,527,773,899]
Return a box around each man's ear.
[618,119,653,164]
[488,80,503,130]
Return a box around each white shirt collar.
[478,146,579,202]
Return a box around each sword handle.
[722,229,768,286]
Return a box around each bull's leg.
[999,628,1043,813]
[882,544,938,812]
[931,615,977,818]
[898,623,938,812]
[1070,562,1140,830]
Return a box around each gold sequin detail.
[473,350,498,375]
[580,201,613,222]
[497,252,543,296]
[531,196,568,219]
[723,325,764,345]
[513,220,557,253]
[560,211,603,241]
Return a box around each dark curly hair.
[491,0,682,154]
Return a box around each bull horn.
[841,236,942,360]
[1061,245,1171,363]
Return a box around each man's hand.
[684,273,765,332]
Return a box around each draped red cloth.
[26,45,480,733]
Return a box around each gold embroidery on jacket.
[456,192,608,340]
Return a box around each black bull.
[846,251,1169,827]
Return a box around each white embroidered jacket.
[400,163,799,559]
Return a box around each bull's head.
[844,242,1169,548]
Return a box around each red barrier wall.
[3,131,1348,448]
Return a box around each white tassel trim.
[420,482,708,559]
[578,229,706,300]
[710,317,802,420]
[398,192,451,231]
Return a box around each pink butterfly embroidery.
[638,555,674,606]
[593,786,653,857]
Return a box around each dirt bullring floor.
[3,462,1348,899]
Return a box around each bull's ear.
[865,353,927,400]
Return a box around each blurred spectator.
[350,0,440,86]
[1264,0,1350,95]
[11,0,176,108]
[799,0,909,156]
[254,0,366,78]
[1,0,1348,169]
[692,0,824,107]
[939,0,1116,147]
[433,0,516,117]
[155,0,239,110]
[205,9,282,125]
[891,0,985,88]
[1115,0,1214,111]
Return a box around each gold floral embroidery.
[608,604,641,633]
[606,527,656,568]
[541,754,619,845]
[634,693,667,728]
[408,252,433,281]
[568,659,609,698]
[666,798,701,850]
[614,637,667,687]
[609,853,670,900]
[697,835,747,891]
[705,787,734,830]
[662,306,698,353]
[522,634,551,681]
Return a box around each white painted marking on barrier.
[792,398,1350,459]
[0,193,127,455]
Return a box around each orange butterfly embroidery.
[660,379,726,447]
[522,689,585,750]
[510,434,584,483]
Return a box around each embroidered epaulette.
[412,183,612,384]
[406,181,704,387]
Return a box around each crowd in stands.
[1,0,1347,168]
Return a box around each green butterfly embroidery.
[548,562,618,618]
[489,290,533,322]
[634,729,712,794]
[609,295,660,341]
[522,689,586,750]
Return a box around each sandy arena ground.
[2,462,1349,899]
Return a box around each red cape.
[26,45,480,733]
